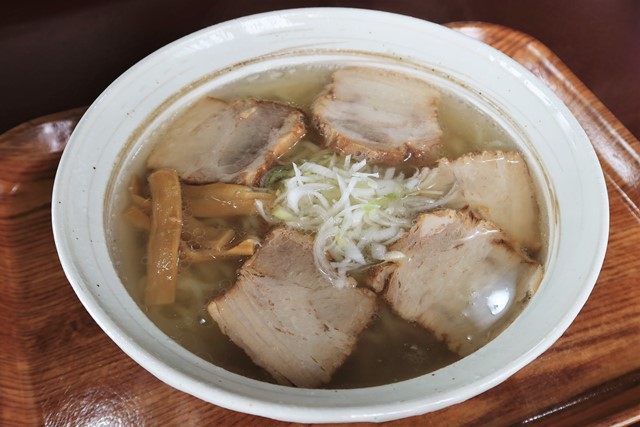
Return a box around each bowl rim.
[52,7,609,423]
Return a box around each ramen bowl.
[52,8,608,423]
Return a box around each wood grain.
[1,23,639,426]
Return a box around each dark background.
[1,0,638,137]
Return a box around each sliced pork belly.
[147,97,305,185]
[208,228,377,388]
[370,209,543,356]
[312,67,442,165]
[433,150,541,250]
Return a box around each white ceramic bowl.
[52,8,608,423]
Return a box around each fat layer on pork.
[208,228,377,387]
[148,97,305,185]
[312,67,442,165]
[368,209,543,356]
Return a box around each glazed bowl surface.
[52,8,608,423]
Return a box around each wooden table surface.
[1,19,640,427]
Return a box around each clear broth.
[111,64,540,388]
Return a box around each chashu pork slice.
[208,228,377,388]
[312,67,442,165]
[433,150,541,251]
[369,209,543,356]
[147,97,305,185]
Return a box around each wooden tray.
[1,22,639,426]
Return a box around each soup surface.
[110,63,544,388]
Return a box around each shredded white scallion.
[257,152,458,287]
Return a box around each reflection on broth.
[110,64,544,388]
